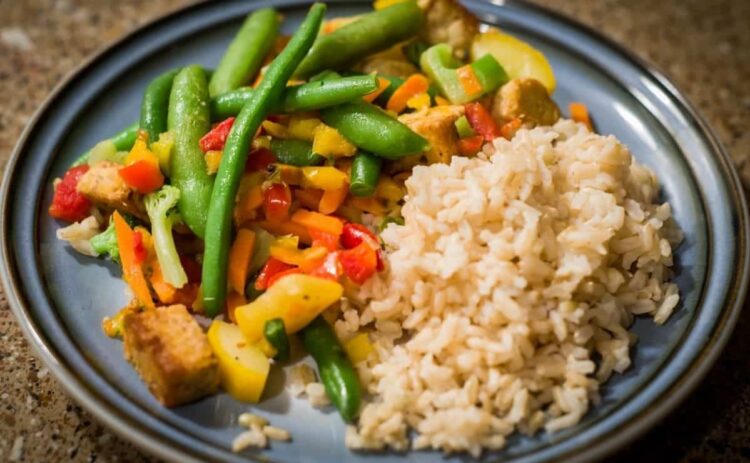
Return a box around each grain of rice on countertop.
[339,119,682,456]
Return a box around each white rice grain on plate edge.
[339,119,682,456]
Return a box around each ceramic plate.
[2,1,748,462]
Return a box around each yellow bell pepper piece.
[151,131,174,175]
[312,124,357,158]
[288,116,322,141]
[374,0,405,10]
[235,274,343,342]
[207,321,270,403]
[375,176,405,202]
[406,92,431,112]
[261,120,290,139]
[125,134,160,167]
[344,332,375,364]
[301,166,349,191]
[204,150,222,175]
[470,27,556,93]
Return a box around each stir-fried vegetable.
[420,43,507,104]
[294,1,423,78]
[349,152,381,197]
[168,65,214,238]
[207,320,270,402]
[202,3,327,316]
[264,318,291,361]
[321,101,429,159]
[72,123,139,167]
[48,165,91,222]
[140,69,179,145]
[301,316,361,421]
[144,185,187,288]
[270,139,325,166]
[113,211,154,309]
[236,273,342,343]
[91,217,121,262]
[208,8,280,97]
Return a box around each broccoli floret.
[144,185,187,288]
[90,213,140,263]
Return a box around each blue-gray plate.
[2,1,748,462]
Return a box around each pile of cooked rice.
[336,120,682,456]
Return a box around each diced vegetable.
[339,241,378,285]
[204,150,222,175]
[119,134,165,194]
[87,140,126,166]
[235,274,343,342]
[48,165,91,223]
[72,123,139,167]
[349,152,381,197]
[264,318,291,361]
[470,28,556,92]
[90,218,121,262]
[228,228,256,295]
[464,102,500,141]
[454,115,476,138]
[291,209,344,236]
[300,316,361,422]
[150,131,174,175]
[263,183,293,222]
[386,74,429,114]
[207,320,270,403]
[319,186,349,214]
[301,166,349,191]
[113,211,154,309]
[199,117,236,152]
[254,257,295,291]
[312,124,357,158]
[420,43,508,104]
[343,332,375,364]
[458,134,484,156]
[569,102,593,131]
[144,185,188,288]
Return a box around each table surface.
[1,0,749,461]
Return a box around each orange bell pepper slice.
[291,209,344,236]
[386,74,430,114]
[228,229,256,295]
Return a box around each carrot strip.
[113,211,154,309]
[456,65,483,97]
[291,209,344,236]
[363,77,391,103]
[228,229,256,294]
[386,74,429,113]
[569,102,593,131]
[259,219,312,244]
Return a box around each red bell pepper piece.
[339,242,378,285]
[341,223,384,271]
[263,183,292,222]
[246,147,277,172]
[255,257,295,290]
[48,165,92,222]
[309,228,341,251]
[464,102,500,141]
[308,251,341,281]
[458,135,484,156]
[267,267,303,288]
[199,117,235,152]
[132,230,148,265]
[118,160,164,193]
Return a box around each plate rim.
[1,1,747,462]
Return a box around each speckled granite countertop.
[0,0,748,461]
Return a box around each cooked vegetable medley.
[49,0,569,427]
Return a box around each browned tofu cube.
[122,304,219,407]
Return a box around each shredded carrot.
[363,77,391,103]
[319,186,348,215]
[113,211,154,310]
[259,220,312,244]
[296,188,324,210]
[456,65,483,97]
[291,209,344,236]
[569,102,593,131]
[386,74,430,113]
[225,291,247,324]
[228,229,256,294]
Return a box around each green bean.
[349,152,381,197]
[294,1,423,78]
[301,316,361,422]
[202,3,326,317]
[167,65,213,238]
[321,101,429,160]
[71,123,139,166]
[139,69,179,144]
[264,318,290,361]
[209,75,379,119]
[270,139,325,166]
[208,8,280,97]
[308,70,342,82]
